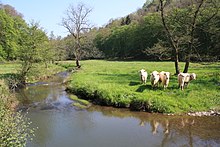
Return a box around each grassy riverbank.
[0,62,65,83]
[65,60,220,114]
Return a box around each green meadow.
[65,60,220,114]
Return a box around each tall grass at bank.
[0,62,65,84]
[65,60,220,113]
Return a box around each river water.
[16,72,220,147]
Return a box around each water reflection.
[16,72,220,147]
[88,106,220,147]
[24,95,220,147]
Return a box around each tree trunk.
[76,58,80,68]
[183,58,190,73]
[175,49,180,75]
[159,0,180,75]
[175,61,180,75]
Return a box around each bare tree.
[62,3,92,68]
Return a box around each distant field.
[64,60,220,114]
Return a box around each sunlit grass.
[65,60,220,114]
[0,62,65,83]
[0,63,20,74]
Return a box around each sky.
[2,0,146,37]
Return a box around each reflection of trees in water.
[88,105,220,146]
[45,85,61,103]
[16,84,64,106]
[16,85,51,105]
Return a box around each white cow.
[139,69,148,84]
[178,73,196,90]
[150,71,160,88]
[159,71,170,89]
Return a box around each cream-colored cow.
[150,71,160,88]
[159,71,170,89]
[139,69,148,84]
[178,73,196,90]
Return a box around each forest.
[1,0,219,65]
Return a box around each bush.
[0,80,34,146]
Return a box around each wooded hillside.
[1,0,219,63]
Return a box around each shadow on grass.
[136,85,152,92]
[129,81,140,86]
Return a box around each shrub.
[0,80,35,146]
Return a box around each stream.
[16,72,220,147]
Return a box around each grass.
[69,94,91,108]
[64,60,220,114]
[0,62,65,83]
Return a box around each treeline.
[0,3,98,63]
[0,4,68,84]
[1,0,220,63]
[93,0,220,61]
[0,4,65,62]
[61,0,220,61]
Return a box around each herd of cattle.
[139,69,196,90]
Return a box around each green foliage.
[0,4,54,85]
[24,63,65,83]
[49,33,67,61]
[66,60,220,113]
[1,1,219,63]
[0,80,35,146]
[94,13,166,60]
[17,22,50,84]
[0,62,65,87]
[92,0,220,61]
[0,9,19,60]
[0,5,29,61]
[162,1,220,61]
[18,22,49,63]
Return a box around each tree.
[159,0,181,74]
[182,0,205,73]
[125,15,131,25]
[121,15,131,26]
[159,0,220,74]
[80,28,104,59]
[18,22,48,85]
[0,8,19,60]
[2,4,23,18]
[0,4,27,61]
[49,32,67,61]
[61,3,92,68]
